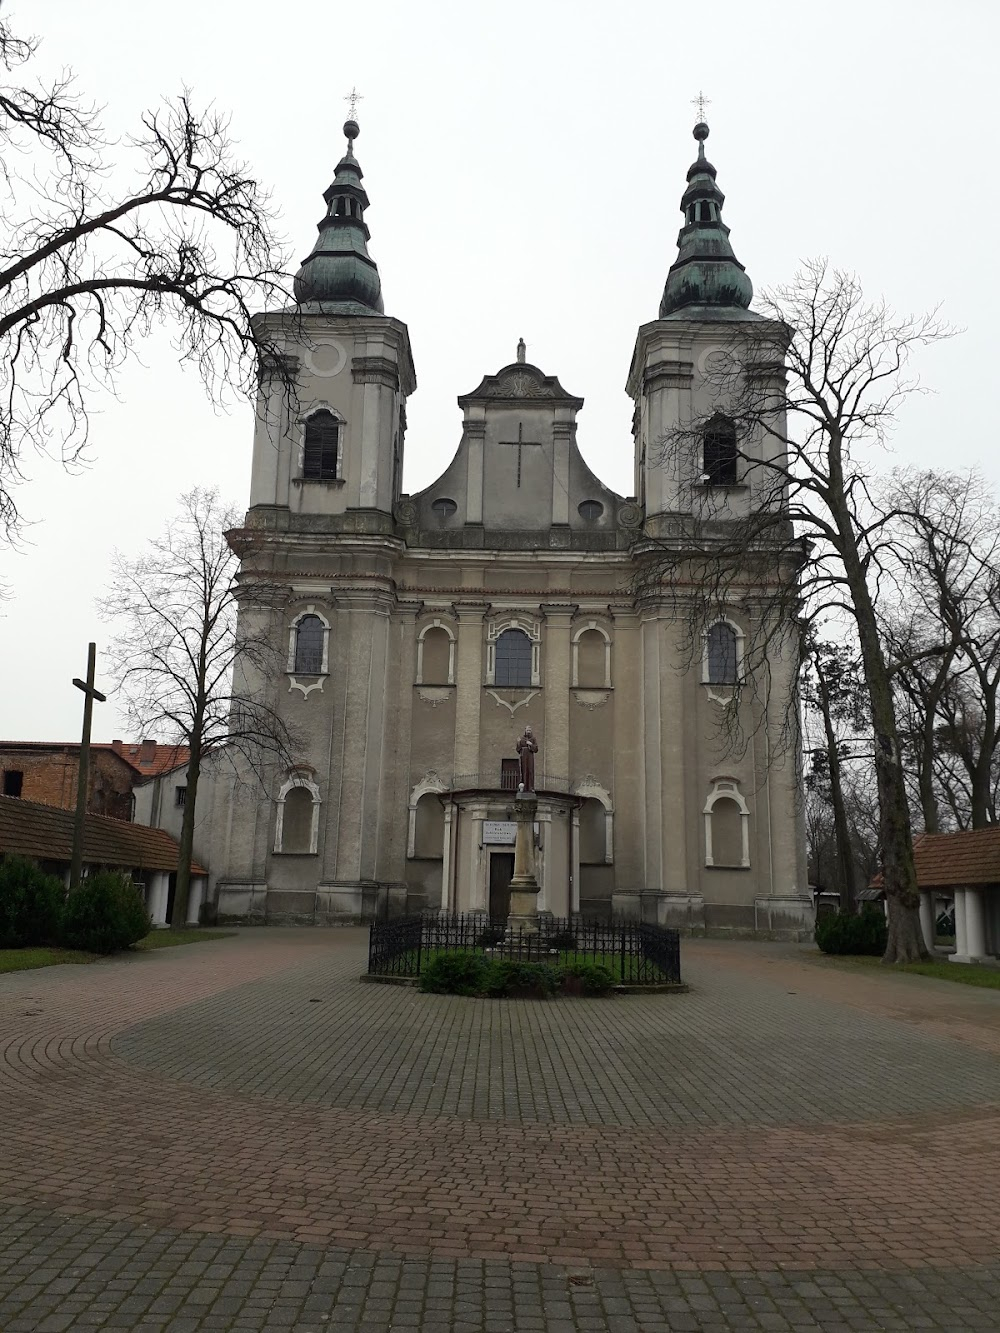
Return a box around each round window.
[431,497,458,520]
[578,499,604,522]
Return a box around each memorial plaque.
[483,820,517,845]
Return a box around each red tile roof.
[0,795,206,874]
[894,828,1000,888]
[0,740,190,779]
[109,741,190,778]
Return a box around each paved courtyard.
[2,929,1000,1331]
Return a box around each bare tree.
[648,259,952,961]
[801,633,869,911]
[0,7,293,537]
[884,467,1000,830]
[100,488,295,927]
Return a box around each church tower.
[624,117,807,927]
[247,117,415,526]
[627,118,775,535]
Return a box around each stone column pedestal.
[507,792,540,934]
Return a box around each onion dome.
[293,119,384,314]
[659,121,753,319]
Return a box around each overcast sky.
[2,0,997,742]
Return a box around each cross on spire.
[691,90,711,122]
[345,86,364,119]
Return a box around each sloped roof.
[109,741,190,778]
[0,740,190,779]
[0,795,206,874]
[886,828,1000,889]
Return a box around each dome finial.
[292,92,384,314]
[657,112,754,320]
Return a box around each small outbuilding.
[907,829,1000,963]
[0,794,208,926]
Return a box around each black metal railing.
[367,912,681,985]
[367,913,423,977]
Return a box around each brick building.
[0,740,189,823]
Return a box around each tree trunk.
[815,667,859,911]
[170,731,202,928]
[918,702,940,833]
[828,471,926,963]
[970,686,996,828]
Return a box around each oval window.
[578,499,604,521]
[431,497,458,520]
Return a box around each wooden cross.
[69,642,107,892]
[498,421,542,488]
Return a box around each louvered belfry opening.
[303,411,340,480]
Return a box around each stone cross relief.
[498,421,542,488]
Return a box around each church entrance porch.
[488,852,515,919]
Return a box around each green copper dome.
[659,122,753,319]
[293,120,384,314]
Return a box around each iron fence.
[367,912,681,985]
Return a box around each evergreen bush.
[815,904,888,956]
[483,960,559,998]
[0,855,64,948]
[419,951,491,995]
[60,871,151,954]
[559,960,614,995]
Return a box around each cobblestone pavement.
[2,930,1000,1331]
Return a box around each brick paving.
[2,930,1000,1330]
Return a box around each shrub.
[815,904,888,957]
[419,951,490,995]
[559,960,614,995]
[483,960,559,999]
[60,871,151,954]
[547,928,578,951]
[0,855,64,948]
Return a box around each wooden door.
[488,853,515,921]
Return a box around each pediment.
[458,361,584,410]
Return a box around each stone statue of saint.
[516,725,538,792]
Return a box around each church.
[192,112,810,937]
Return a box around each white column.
[952,889,968,962]
[186,876,206,926]
[965,887,987,961]
[919,891,936,954]
[149,871,170,927]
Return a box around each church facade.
[204,115,810,936]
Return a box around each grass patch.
[809,950,1000,990]
[0,928,235,973]
[0,947,99,973]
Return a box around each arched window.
[294,614,326,675]
[578,797,608,863]
[274,775,321,854]
[711,798,744,866]
[419,626,452,685]
[706,622,738,685]
[703,779,750,868]
[703,415,737,486]
[494,629,532,687]
[413,792,445,858]
[576,629,607,688]
[303,410,340,480]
